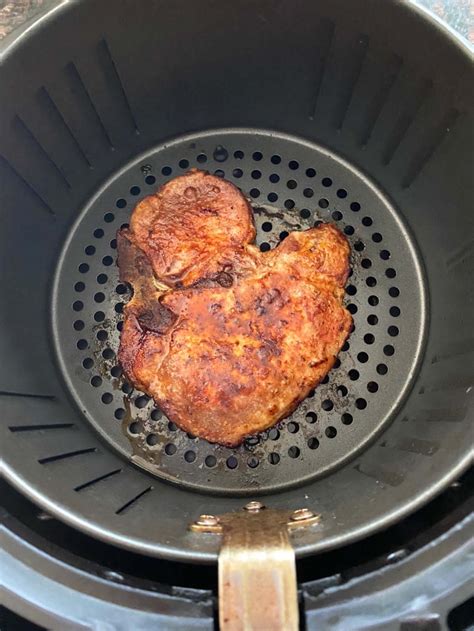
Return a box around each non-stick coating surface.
[1,0,472,562]
[53,130,426,494]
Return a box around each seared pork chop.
[118,170,351,446]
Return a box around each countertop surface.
[0,0,473,42]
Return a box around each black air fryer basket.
[1,0,473,623]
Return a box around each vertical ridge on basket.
[335,34,369,131]
[401,108,460,188]
[359,54,403,148]
[0,154,55,215]
[382,78,433,166]
[65,61,115,150]
[38,86,93,169]
[309,18,335,120]
[97,39,140,135]
[14,115,72,190]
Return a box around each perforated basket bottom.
[52,129,426,495]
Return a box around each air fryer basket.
[1,0,472,564]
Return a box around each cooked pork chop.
[118,170,351,446]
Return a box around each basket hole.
[205,455,217,467]
[185,450,196,463]
[114,408,125,420]
[196,154,207,164]
[367,381,379,393]
[116,199,126,209]
[367,314,378,325]
[350,202,361,212]
[372,232,382,243]
[325,426,337,438]
[322,399,333,411]
[386,268,397,278]
[73,320,84,331]
[268,428,280,440]
[78,263,89,274]
[179,159,189,169]
[94,311,105,322]
[251,170,262,179]
[364,333,375,345]
[226,455,238,469]
[300,208,311,219]
[306,412,317,423]
[249,188,260,198]
[130,186,140,196]
[129,422,140,434]
[165,443,177,456]
[73,301,83,312]
[104,213,114,223]
[366,276,377,287]
[354,241,365,252]
[135,395,149,409]
[101,393,113,404]
[349,369,359,381]
[357,352,369,363]
[111,365,122,378]
[247,456,259,468]
[91,376,102,387]
[307,437,319,449]
[332,211,343,221]
[303,188,314,198]
[362,216,373,227]
[94,228,104,238]
[342,413,353,425]
[269,173,280,183]
[145,175,156,185]
[377,363,388,375]
[356,398,367,410]
[262,221,272,232]
[306,168,316,177]
[82,358,93,369]
[361,258,372,269]
[287,422,299,434]
[146,434,158,446]
[344,225,355,235]
[268,452,280,464]
[388,325,399,337]
[102,348,115,360]
[368,295,379,306]
[252,151,263,161]
[390,306,401,317]
[284,199,295,209]
[168,422,178,432]
[384,344,395,356]
[97,273,108,284]
[77,339,88,350]
[151,409,161,421]
[271,154,281,164]
[260,242,271,252]
[233,168,243,178]
[267,192,278,203]
[97,330,108,341]
[288,446,300,458]
[322,177,332,187]
[94,292,105,303]
[337,385,348,397]
[337,188,347,198]
[287,179,297,189]
[288,160,299,170]
[161,166,172,176]
[389,287,400,298]
[348,304,358,315]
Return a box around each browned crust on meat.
[118,170,352,446]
